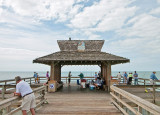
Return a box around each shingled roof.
[33,40,130,65]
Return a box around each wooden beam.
[50,62,54,80]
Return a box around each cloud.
[157,0,160,4]
[1,0,83,23]
[68,0,137,39]
[0,47,46,60]
[0,47,51,71]
[107,13,160,59]
[0,0,160,71]
[118,14,160,38]
[95,6,137,32]
[69,0,136,29]
[150,7,160,15]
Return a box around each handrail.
[110,85,160,115]
[0,76,94,83]
[0,76,94,100]
[0,86,45,115]
[111,76,160,85]
[0,77,34,83]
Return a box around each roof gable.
[57,40,104,52]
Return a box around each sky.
[0,0,160,72]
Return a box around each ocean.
[0,71,159,80]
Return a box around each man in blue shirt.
[33,72,37,83]
[150,71,159,85]
[124,72,128,83]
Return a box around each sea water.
[0,71,159,80]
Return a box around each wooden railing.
[0,77,44,100]
[0,77,37,85]
[0,76,94,99]
[0,76,94,85]
[110,85,160,115]
[0,86,45,115]
[111,77,160,104]
[111,76,160,85]
[61,76,95,84]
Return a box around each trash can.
[48,80,57,93]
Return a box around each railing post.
[2,85,6,99]
[119,94,123,108]
[144,79,145,86]
[66,78,67,84]
[6,106,11,113]
[40,89,45,105]
[138,106,142,114]
[30,78,31,85]
[153,84,155,104]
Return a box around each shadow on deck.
[36,84,121,115]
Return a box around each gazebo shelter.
[33,39,130,90]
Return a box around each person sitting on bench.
[94,77,102,89]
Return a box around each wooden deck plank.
[36,84,121,115]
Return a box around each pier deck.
[36,84,121,115]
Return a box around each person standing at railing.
[150,71,159,85]
[33,72,38,83]
[133,71,138,85]
[128,73,133,85]
[98,71,101,78]
[68,71,72,86]
[124,72,128,83]
[14,76,36,115]
[94,72,98,81]
[117,72,122,84]
[37,73,40,83]
[46,71,49,80]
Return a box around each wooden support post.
[6,106,11,113]
[119,94,123,108]
[107,63,111,92]
[2,85,5,99]
[138,106,142,114]
[144,79,146,91]
[41,90,45,105]
[153,84,155,104]
[50,62,55,80]
[30,78,31,85]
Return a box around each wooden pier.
[36,84,121,115]
[0,76,160,115]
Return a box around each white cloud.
[150,7,160,15]
[0,47,46,60]
[0,9,40,29]
[76,0,88,3]
[0,0,160,71]
[119,14,160,38]
[68,0,137,39]
[69,0,136,29]
[95,6,137,32]
[1,0,83,23]
[108,13,160,58]
[157,0,160,4]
